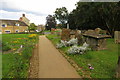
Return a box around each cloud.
[0,10,46,25]
[0,0,79,25]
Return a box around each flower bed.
[2,34,39,78]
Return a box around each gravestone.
[51,28,56,34]
[114,31,120,44]
[95,28,102,34]
[56,29,62,36]
[70,30,77,39]
[61,28,71,41]
[76,30,83,45]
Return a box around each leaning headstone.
[61,28,71,41]
[95,28,102,35]
[114,31,120,44]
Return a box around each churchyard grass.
[2,34,38,78]
[46,34,119,78]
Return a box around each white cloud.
[0,10,46,25]
[0,0,79,25]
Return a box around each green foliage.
[2,42,11,51]
[45,15,56,30]
[54,7,69,28]
[28,23,37,31]
[68,2,120,37]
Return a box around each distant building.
[19,14,30,26]
[0,14,30,34]
[37,25,45,32]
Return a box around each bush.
[67,38,78,46]
[68,42,90,54]
[56,38,78,48]
[56,40,67,48]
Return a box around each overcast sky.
[0,0,119,25]
[0,0,80,25]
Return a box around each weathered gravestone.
[61,28,71,41]
[114,31,120,44]
[51,28,56,34]
[76,30,83,45]
[70,30,77,39]
[83,29,111,50]
[56,29,62,36]
[95,28,102,34]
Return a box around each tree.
[28,23,37,32]
[68,2,120,37]
[45,15,56,30]
[54,7,69,28]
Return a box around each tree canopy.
[68,2,120,37]
[45,15,56,30]
[54,7,69,28]
[28,23,37,31]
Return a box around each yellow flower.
[28,34,37,38]
[13,41,19,43]
[18,53,22,56]
[13,48,16,50]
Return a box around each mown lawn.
[2,34,38,78]
[46,34,119,78]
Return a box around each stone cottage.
[0,14,29,34]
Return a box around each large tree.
[54,7,69,28]
[68,2,120,37]
[45,15,56,30]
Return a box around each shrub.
[56,40,67,48]
[68,42,90,54]
[56,38,78,48]
[67,38,78,46]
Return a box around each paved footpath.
[38,35,80,78]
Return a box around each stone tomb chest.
[83,34,111,50]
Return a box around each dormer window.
[15,23,20,26]
[2,24,7,27]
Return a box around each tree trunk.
[116,56,120,78]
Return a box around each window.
[15,23,20,26]
[5,30,10,33]
[2,24,7,27]
[16,30,19,33]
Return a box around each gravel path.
[38,35,80,78]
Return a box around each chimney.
[22,14,25,17]
[19,17,22,21]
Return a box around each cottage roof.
[0,19,28,26]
